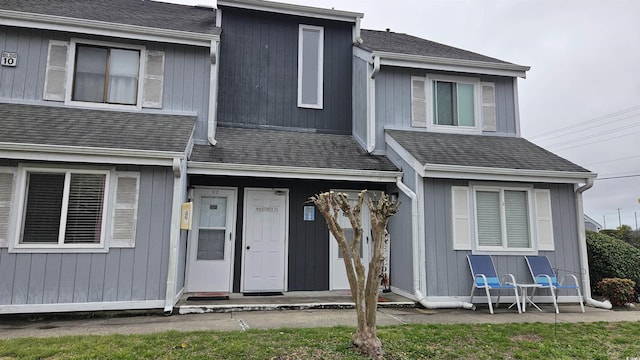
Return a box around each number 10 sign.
[1,52,17,67]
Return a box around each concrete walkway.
[1,304,639,339]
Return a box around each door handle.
[246,246,250,250]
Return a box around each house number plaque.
[1,52,17,67]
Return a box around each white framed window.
[411,75,495,133]
[297,24,324,109]
[43,39,165,110]
[8,166,139,253]
[451,185,554,254]
[474,186,532,251]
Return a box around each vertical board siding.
[387,189,414,293]
[0,26,208,141]
[422,179,583,297]
[0,166,174,306]
[188,176,387,291]
[217,9,353,134]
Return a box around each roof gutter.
[575,177,612,310]
[217,0,363,23]
[422,163,596,184]
[0,9,220,47]
[187,161,401,182]
[0,142,184,166]
[372,51,530,78]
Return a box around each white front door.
[242,188,288,292]
[330,191,372,290]
[186,188,237,293]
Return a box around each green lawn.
[1,322,639,359]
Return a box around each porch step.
[176,300,416,314]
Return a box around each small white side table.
[517,284,542,312]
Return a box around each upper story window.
[298,25,324,109]
[43,39,165,110]
[411,75,496,133]
[73,45,140,105]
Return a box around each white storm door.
[186,188,237,293]
[330,191,372,290]
[242,188,288,292]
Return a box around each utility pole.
[603,215,607,229]
[635,211,638,231]
[617,208,622,228]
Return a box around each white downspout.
[164,157,186,314]
[207,40,220,145]
[575,177,612,309]
[366,56,380,153]
[395,177,474,310]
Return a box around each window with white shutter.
[411,77,427,127]
[0,168,17,248]
[110,172,140,248]
[481,82,496,131]
[142,50,165,109]
[43,40,69,101]
[534,189,554,250]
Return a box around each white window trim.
[424,74,482,134]
[10,165,116,253]
[65,38,146,111]
[297,24,324,109]
[471,184,537,255]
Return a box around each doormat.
[243,292,284,296]
[187,292,230,301]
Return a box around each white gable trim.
[0,9,219,47]
[217,0,363,23]
[373,51,530,78]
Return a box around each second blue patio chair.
[525,255,585,313]
[467,255,521,314]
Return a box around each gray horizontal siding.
[0,26,208,140]
[217,9,353,133]
[0,166,174,306]
[423,179,583,297]
[374,67,518,152]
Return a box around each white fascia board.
[0,143,184,166]
[217,0,363,23]
[0,300,165,314]
[353,46,372,62]
[0,10,219,47]
[373,51,530,78]
[187,161,401,183]
[384,133,426,174]
[423,163,596,184]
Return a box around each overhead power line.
[533,112,640,144]
[595,174,640,180]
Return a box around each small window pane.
[22,173,65,243]
[301,28,320,105]
[64,173,106,244]
[107,49,139,105]
[457,83,475,126]
[434,81,454,125]
[476,191,501,247]
[73,46,107,103]
[197,229,225,260]
[199,197,227,228]
[505,190,530,248]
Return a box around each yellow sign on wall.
[181,202,193,230]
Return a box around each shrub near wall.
[586,231,640,297]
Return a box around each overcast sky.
[165,0,640,229]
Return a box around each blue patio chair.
[524,255,585,313]
[467,255,521,314]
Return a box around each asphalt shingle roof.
[387,130,590,173]
[360,29,511,64]
[0,0,217,35]
[190,126,399,172]
[0,102,196,153]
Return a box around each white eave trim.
[0,143,184,166]
[0,9,220,47]
[422,163,596,184]
[217,0,363,23]
[188,161,401,182]
[372,51,530,78]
